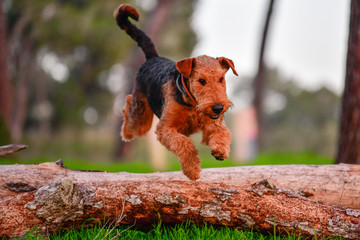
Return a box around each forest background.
[0,0,349,171]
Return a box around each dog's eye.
[219,77,224,83]
[198,79,206,86]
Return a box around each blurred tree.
[0,0,33,142]
[31,0,134,128]
[0,0,13,143]
[253,0,276,151]
[8,8,32,140]
[2,0,138,138]
[337,0,360,164]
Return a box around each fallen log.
[0,162,359,238]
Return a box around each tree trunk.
[1,162,360,238]
[11,39,32,140]
[337,0,360,164]
[0,0,13,131]
[253,0,276,151]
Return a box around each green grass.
[0,152,334,173]
[14,221,319,240]
[248,152,333,165]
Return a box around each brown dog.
[115,4,238,180]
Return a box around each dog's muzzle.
[207,104,224,119]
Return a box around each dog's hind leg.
[121,89,154,141]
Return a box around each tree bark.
[337,0,360,164]
[1,162,360,238]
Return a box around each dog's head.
[176,55,238,120]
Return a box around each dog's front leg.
[156,124,201,181]
[201,120,231,161]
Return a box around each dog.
[115,4,238,180]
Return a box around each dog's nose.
[211,104,224,114]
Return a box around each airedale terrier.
[115,4,238,180]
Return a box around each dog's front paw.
[182,166,201,181]
[184,169,201,181]
[181,158,201,181]
[211,145,230,161]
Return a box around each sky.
[191,0,350,94]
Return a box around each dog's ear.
[176,58,197,78]
[217,57,238,76]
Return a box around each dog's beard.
[208,114,220,119]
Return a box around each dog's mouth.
[208,114,220,120]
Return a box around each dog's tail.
[115,4,158,60]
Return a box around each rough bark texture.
[1,162,360,238]
[337,0,360,164]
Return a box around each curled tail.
[115,4,158,60]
